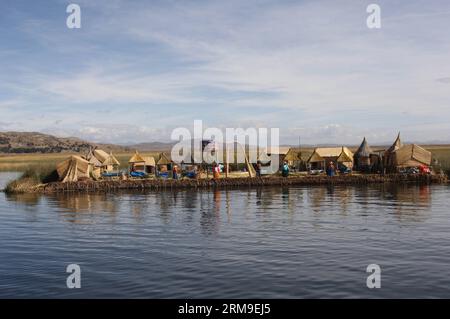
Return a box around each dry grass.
[425,146,450,175]
[0,151,161,172]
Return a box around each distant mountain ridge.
[0,131,448,154]
[0,132,130,154]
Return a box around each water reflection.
[5,192,41,206]
[4,184,433,227]
[380,184,432,222]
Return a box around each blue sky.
[0,0,449,145]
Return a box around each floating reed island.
[4,132,449,194]
[4,174,448,194]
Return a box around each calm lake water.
[1,171,450,298]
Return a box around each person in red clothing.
[213,163,221,179]
[172,165,178,179]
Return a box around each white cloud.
[1,0,450,144]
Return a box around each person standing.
[326,161,336,177]
[281,161,289,177]
[213,163,221,179]
[172,165,178,179]
[256,161,262,177]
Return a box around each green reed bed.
[4,166,59,193]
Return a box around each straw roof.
[308,147,354,163]
[394,144,431,167]
[284,147,307,161]
[157,152,171,165]
[102,153,120,166]
[93,149,109,163]
[56,155,90,182]
[87,154,102,167]
[354,137,373,158]
[337,147,354,162]
[143,156,156,167]
[128,151,145,163]
[386,132,402,153]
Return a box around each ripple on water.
[1,173,450,298]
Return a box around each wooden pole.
[225,143,229,178]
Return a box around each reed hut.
[384,133,403,171]
[86,149,120,173]
[157,152,172,172]
[102,152,121,172]
[308,147,354,170]
[284,147,308,170]
[392,144,432,168]
[93,149,109,163]
[353,137,379,172]
[128,151,156,174]
[85,148,103,179]
[128,151,145,170]
[56,155,90,182]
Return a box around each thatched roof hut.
[393,144,432,167]
[384,132,404,171]
[354,137,375,170]
[143,156,156,167]
[103,153,120,166]
[355,137,373,158]
[387,132,403,153]
[128,151,145,164]
[284,147,308,170]
[56,155,90,182]
[157,153,171,165]
[85,148,102,167]
[93,149,110,163]
[308,147,354,169]
[156,152,172,172]
[129,151,155,174]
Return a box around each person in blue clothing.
[172,165,178,179]
[281,161,289,177]
[326,161,336,177]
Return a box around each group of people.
[170,161,339,180]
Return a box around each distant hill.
[128,141,174,152]
[0,132,130,154]
[1,131,448,155]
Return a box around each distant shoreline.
[4,174,447,194]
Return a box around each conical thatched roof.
[387,132,402,153]
[355,137,373,158]
[128,150,145,163]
